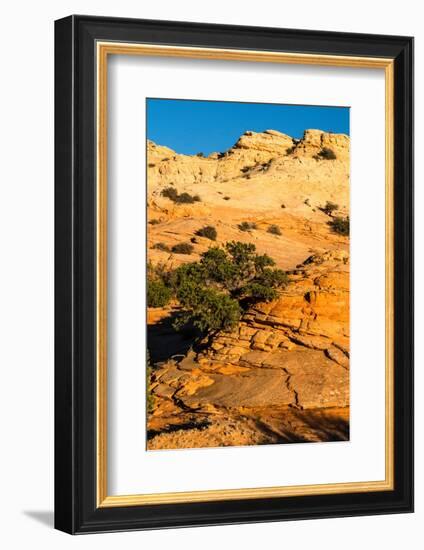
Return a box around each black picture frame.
[55,15,414,534]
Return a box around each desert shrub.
[181,193,201,203]
[161,187,201,204]
[173,288,241,333]
[149,219,161,225]
[223,196,231,200]
[147,242,288,335]
[171,242,194,255]
[148,163,156,168]
[321,201,339,215]
[152,242,170,252]
[161,186,179,201]
[196,152,204,158]
[176,192,201,204]
[170,241,288,334]
[195,225,217,241]
[147,279,172,308]
[281,203,286,209]
[267,224,282,236]
[286,146,295,154]
[240,166,251,173]
[238,221,257,232]
[315,147,337,160]
[328,216,349,236]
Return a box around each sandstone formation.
[147,129,349,270]
[146,129,350,450]
[147,252,350,449]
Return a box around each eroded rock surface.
[147,252,350,449]
[147,129,349,271]
[147,129,350,450]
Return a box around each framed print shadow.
[54,15,414,534]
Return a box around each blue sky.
[146,98,349,156]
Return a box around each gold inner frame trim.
[96,41,395,508]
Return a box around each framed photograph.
[54,15,413,534]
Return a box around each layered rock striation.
[146,129,350,449]
[147,251,350,448]
[147,128,349,215]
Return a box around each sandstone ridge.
[147,129,349,203]
[147,129,350,270]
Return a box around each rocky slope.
[147,129,349,270]
[146,128,350,450]
[147,251,349,449]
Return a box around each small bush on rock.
[315,147,337,160]
[328,216,349,236]
[177,192,201,204]
[161,187,201,204]
[321,201,339,215]
[267,224,282,236]
[171,243,194,255]
[195,225,217,241]
[238,221,257,232]
[161,186,179,201]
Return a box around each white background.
[0,1,421,548]
[108,56,386,495]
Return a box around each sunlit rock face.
[146,129,350,450]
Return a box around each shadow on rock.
[252,407,349,445]
[148,310,201,364]
[147,419,211,441]
[298,410,349,441]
